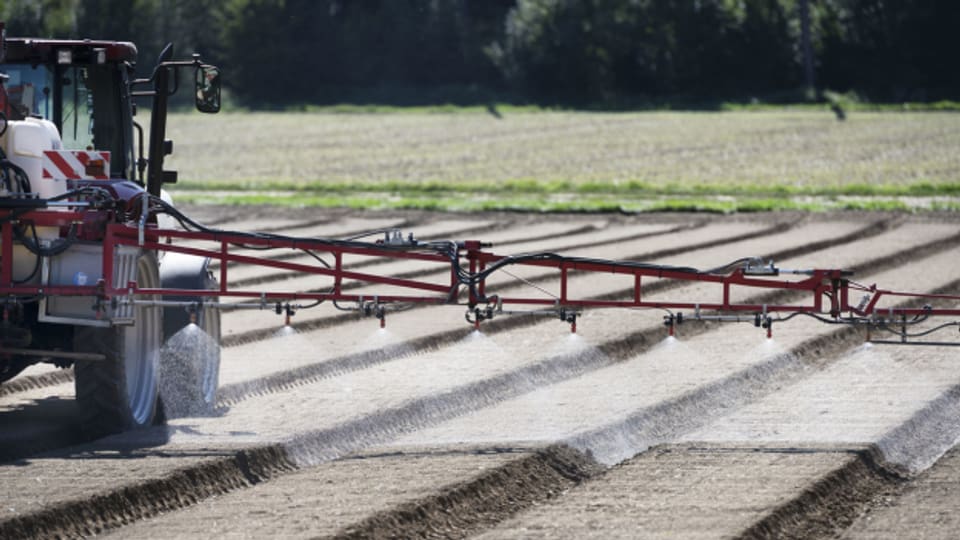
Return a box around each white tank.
[1,117,65,200]
[0,118,67,259]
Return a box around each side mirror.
[195,65,221,113]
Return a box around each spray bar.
[0,211,957,343]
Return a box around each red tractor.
[0,23,222,437]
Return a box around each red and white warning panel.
[42,150,111,180]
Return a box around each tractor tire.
[158,252,221,418]
[74,252,162,439]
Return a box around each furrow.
[327,445,602,540]
[0,445,297,540]
[564,323,863,464]
[0,368,73,398]
[734,449,902,540]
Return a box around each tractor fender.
[159,252,214,339]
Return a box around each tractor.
[0,22,223,438]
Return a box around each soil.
[1,208,960,539]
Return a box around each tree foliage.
[0,0,956,105]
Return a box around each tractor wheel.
[74,252,162,439]
[158,253,221,418]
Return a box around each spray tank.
[0,116,68,283]
[0,116,66,201]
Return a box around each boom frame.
[1,209,958,344]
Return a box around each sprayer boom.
[1,205,957,346]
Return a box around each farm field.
[163,110,960,212]
[2,208,960,539]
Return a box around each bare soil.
[1,208,960,540]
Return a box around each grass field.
[162,109,960,212]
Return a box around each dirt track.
[1,208,959,539]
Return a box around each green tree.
[818,0,960,100]
[489,0,748,103]
[2,0,78,37]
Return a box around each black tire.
[74,252,162,439]
[158,253,221,418]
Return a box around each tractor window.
[59,67,95,150]
[0,63,127,177]
[1,64,53,120]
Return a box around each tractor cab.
[0,25,221,198]
[0,38,139,181]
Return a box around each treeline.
[2,0,957,106]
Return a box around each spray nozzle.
[559,308,579,333]
[375,304,386,329]
[663,312,683,337]
[187,302,200,325]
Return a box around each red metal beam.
[0,213,956,324]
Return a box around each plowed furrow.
[328,445,602,540]
[449,308,957,537]
[0,445,298,540]
[840,441,960,538]
[0,368,73,398]
[734,449,901,540]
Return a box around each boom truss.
[2,205,959,345]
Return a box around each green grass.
[160,109,960,213]
[173,190,928,214]
[175,178,960,198]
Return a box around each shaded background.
[3,0,957,107]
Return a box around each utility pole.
[799,0,816,95]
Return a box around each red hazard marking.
[42,150,111,180]
[44,151,76,179]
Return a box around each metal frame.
[1,210,959,341]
